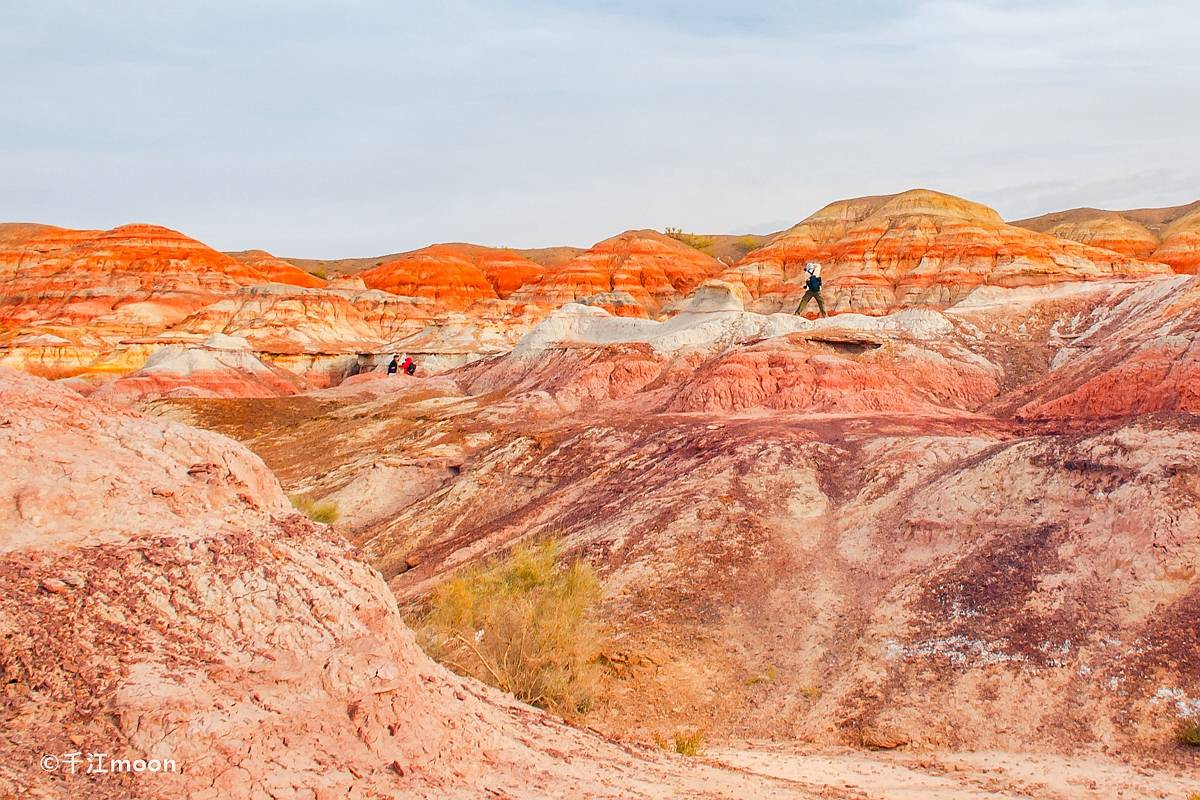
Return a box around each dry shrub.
[742,665,779,686]
[416,539,604,716]
[663,227,714,252]
[289,494,339,524]
[1178,717,1200,747]
[655,730,704,757]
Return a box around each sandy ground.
[709,744,1198,799]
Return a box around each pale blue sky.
[2,1,1197,256]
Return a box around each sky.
[2,0,1198,257]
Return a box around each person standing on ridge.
[794,261,828,318]
[386,355,400,375]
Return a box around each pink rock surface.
[201,282,1200,761]
[0,368,821,799]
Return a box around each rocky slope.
[0,367,835,800]
[510,229,727,315]
[721,190,1171,315]
[1013,200,1200,275]
[163,280,1200,767]
[226,248,328,287]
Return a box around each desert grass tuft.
[654,729,704,757]
[289,494,339,524]
[1177,717,1200,747]
[415,538,605,717]
[742,665,779,686]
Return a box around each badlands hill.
[283,243,586,277]
[721,189,1170,314]
[359,243,547,306]
[509,229,728,315]
[5,191,1200,798]
[159,280,1200,788]
[2,189,1189,402]
[1013,200,1200,274]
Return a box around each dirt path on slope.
[711,744,1197,799]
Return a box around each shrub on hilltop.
[664,227,715,252]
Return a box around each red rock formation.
[722,189,1170,315]
[171,284,426,355]
[1013,200,1200,274]
[0,224,277,334]
[0,226,444,382]
[0,367,819,799]
[1008,211,1160,258]
[1152,206,1200,274]
[359,243,546,307]
[510,230,725,315]
[226,248,327,288]
[90,334,306,405]
[988,276,1200,418]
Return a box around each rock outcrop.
[0,367,820,800]
[0,224,254,335]
[979,276,1200,418]
[172,284,425,355]
[90,333,305,405]
[0,226,460,384]
[721,189,1170,315]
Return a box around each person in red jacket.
[401,356,416,376]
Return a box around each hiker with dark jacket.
[386,355,400,375]
[794,261,828,318]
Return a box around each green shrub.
[655,729,704,756]
[289,494,339,524]
[416,539,604,717]
[663,227,714,252]
[1178,717,1200,747]
[310,265,328,280]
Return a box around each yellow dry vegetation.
[416,539,605,717]
[289,494,339,524]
